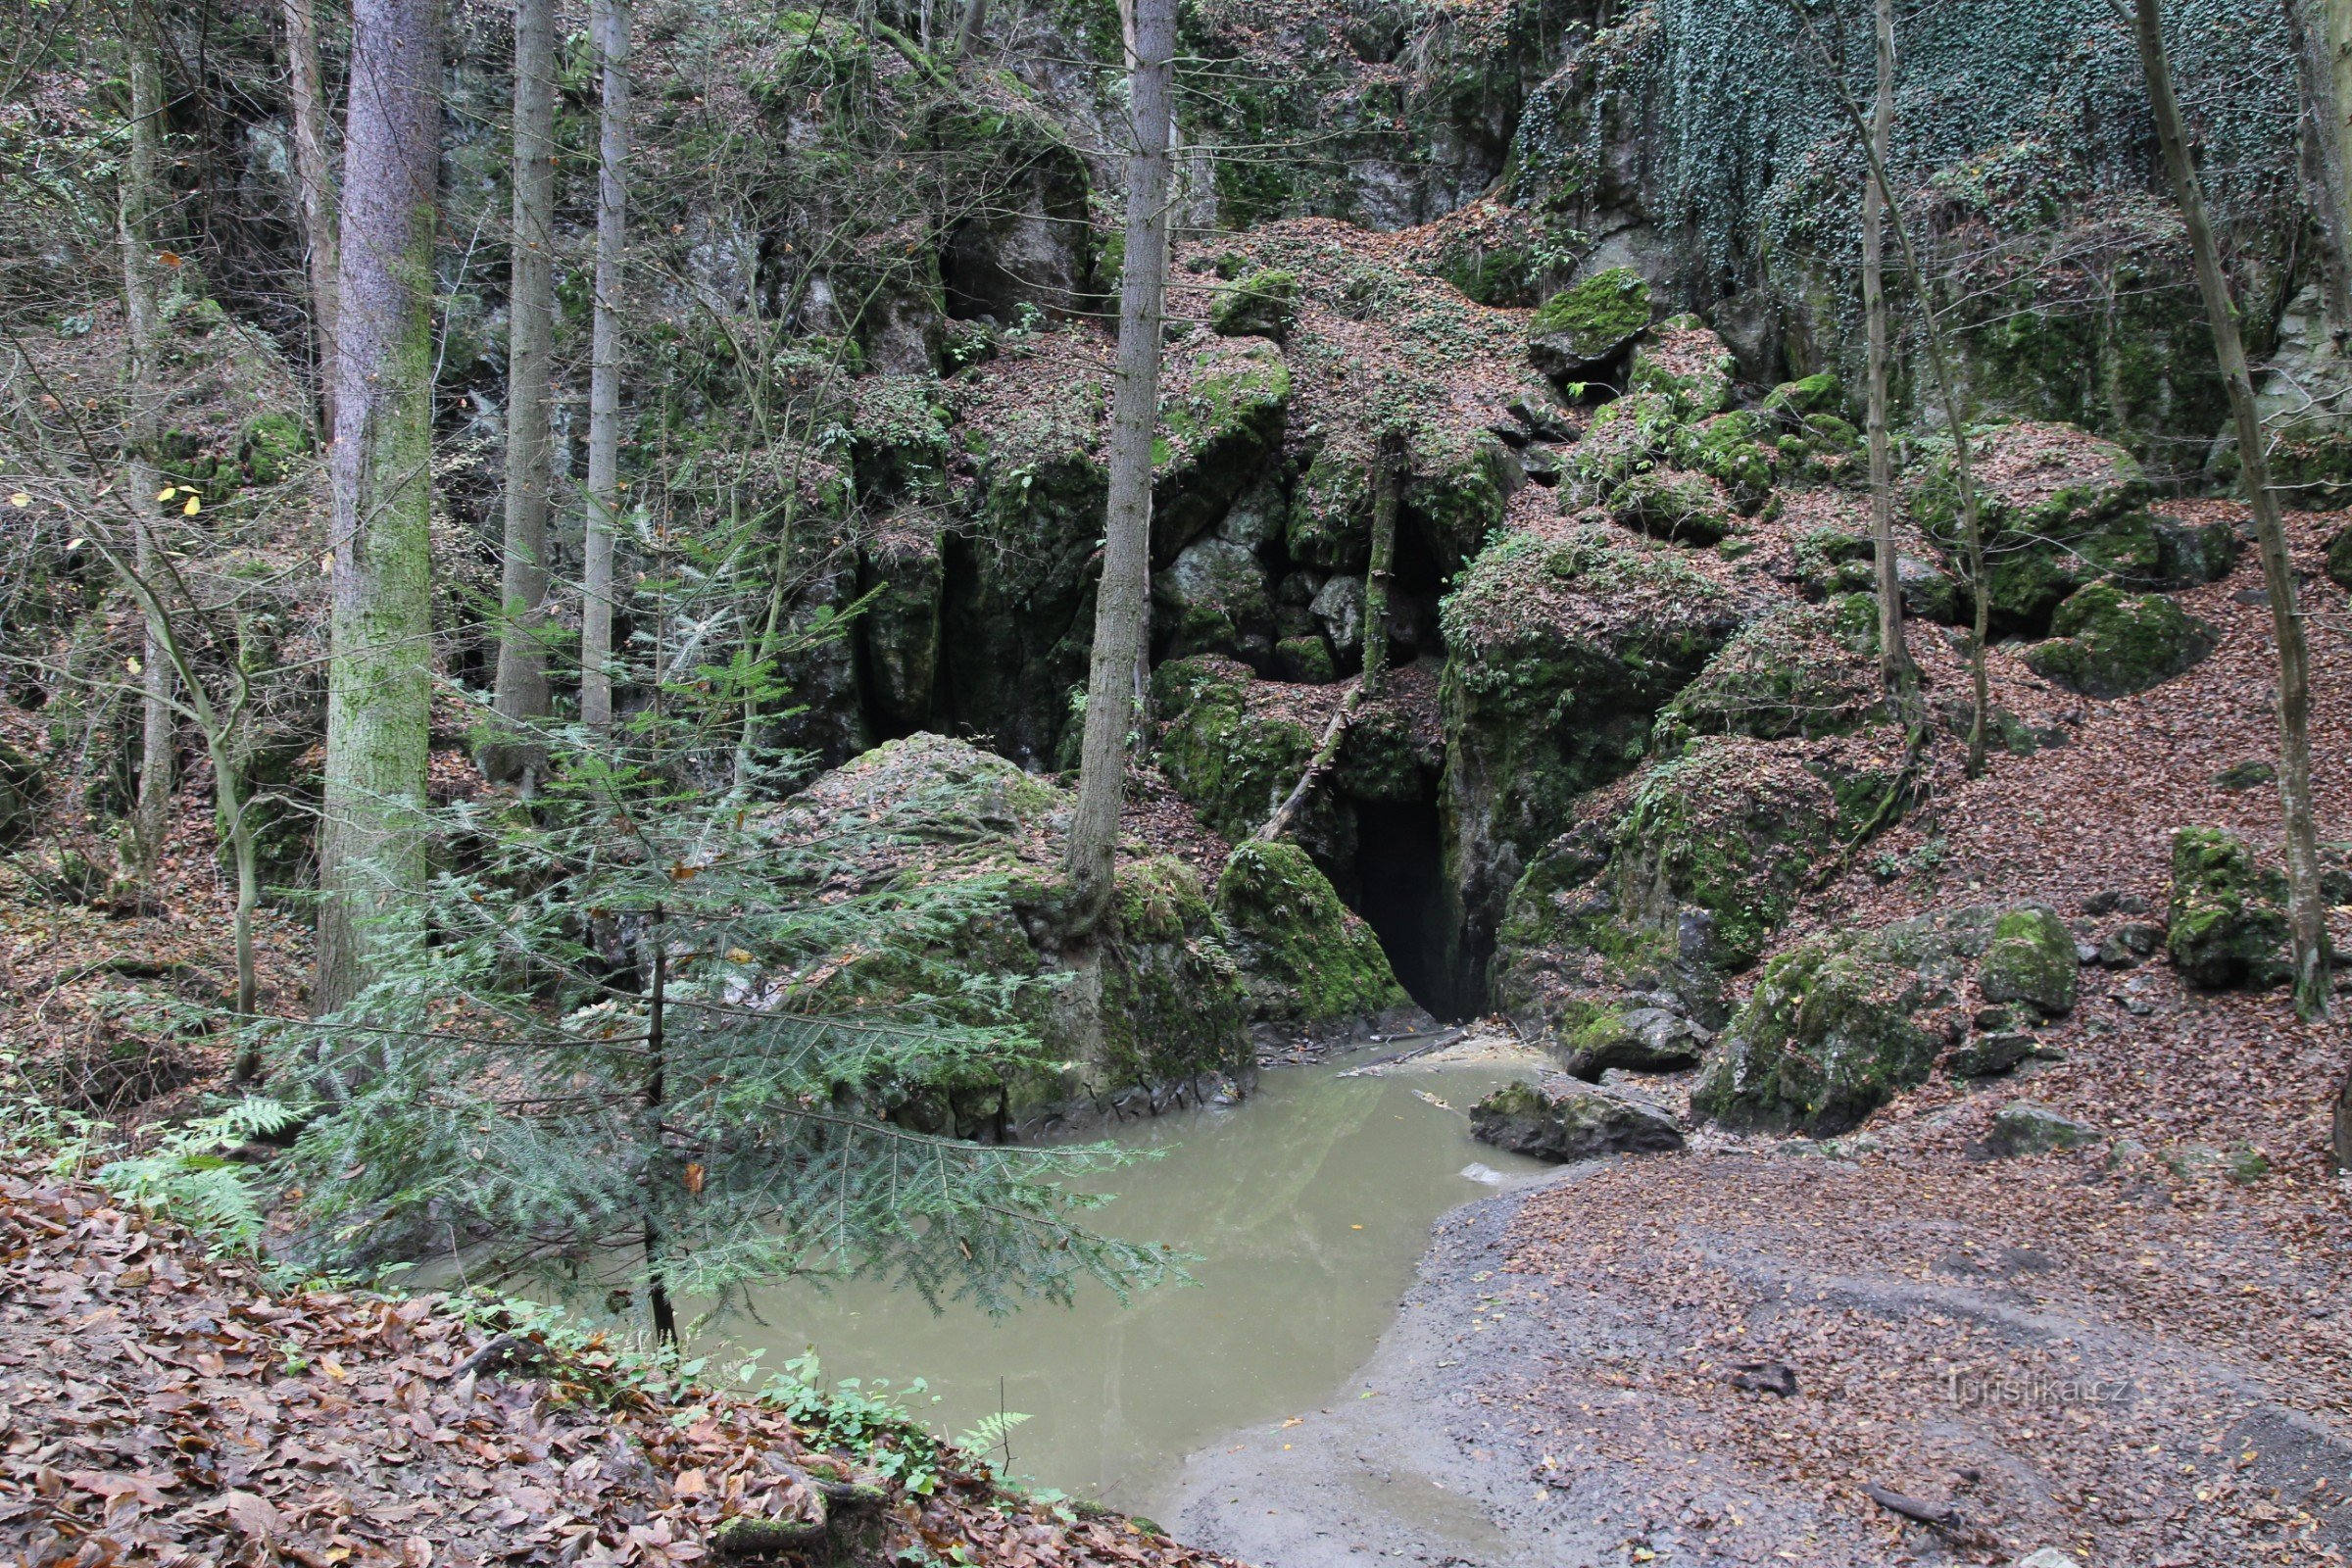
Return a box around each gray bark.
[1064,0,1173,940]
[2131,0,2330,1029]
[1863,0,1913,703]
[281,0,339,429]
[316,0,441,1014]
[2285,0,2352,336]
[1360,427,1401,696]
[579,0,631,740]
[487,0,557,783]
[120,21,173,891]
[954,0,986,62]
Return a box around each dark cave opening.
[1348,799,1473,1024]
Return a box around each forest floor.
[0,1158,1248,1568]
[1163,503,2352,1568]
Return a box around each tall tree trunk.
[120,17,174,894]
[487,0,556,785]
[953,0,986,63]
[2132,0,2331,1029]
[2286,0,2352,336]
[579,0,631,740]
[1063,0,1172,942]
[281,0,339,430]
[315,0,441,1015]
[2328,0,2352,334]
[1360,426,1402,698]
[1862,0,1913,703]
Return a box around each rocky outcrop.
[1213,841,1407,1025]
[1527,268,1652,381]
[1469,1075,1685,1162]
[2168,826,2292,990]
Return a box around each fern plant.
[94,1097,296,1256]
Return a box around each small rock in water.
[1459,1162,1508,1186]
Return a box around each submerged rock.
[1469,1075,1685,1162]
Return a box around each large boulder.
[2023,582,2215,698]
[1609,466,1737,545]
[2168,826,2292,989]
[1209,268,1299,342]
[1213,841,1406,1025]
[1469,1075,1686,1162]
[1653,596,1883,748]
[1690,927,1955,1136]
[1154,535,1277,667]
[1527,268,1652,380]
[1151,657,1347,858]
[1152,336,1293,560]
[1439,520,1740,965]
[1977,905,2078,1015]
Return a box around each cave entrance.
[1348,799,1473,1023]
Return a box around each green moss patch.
[1214,840,1407,1024]
[2023,582,2215,697]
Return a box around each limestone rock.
[1209,268,1299,342]
[1627,317,1736,418]
[1527,268,1651,380]
[1154,536,1276,666]
[1556,1005,1707,1078]
[2168,826,2291,990]
[1654,597,1882,747]
[1310,573,1365,655]
[2023,582,2214,698]
[1469,1075,1685,1163]
[1978,905,2078,1014]
[1213,840,1406,1025]
[1986,1102,2096,1158]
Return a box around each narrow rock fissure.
[1347,799,1471,1023]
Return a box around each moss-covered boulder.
[1627,317,1736,418]
[1668,409,1779,505]
[769,735,1252,1111]
[1609,466,1736,545]
[1528,268,1652,380]
[1274,634,1337,683]
[1759,373,1843,423]
[1152,336,1293,560]
[1690,930,1953,1135]
[1151,657,1343,853]
[1210,268,1299,341]
[1469,1076,1685,1162]
[1654,596,1882,748]
[0,740,40,848]
[1154,536,1277,666]
[1561,389,1681,503]
[2023,582,2215,698]
[1439,520,1740,953]
[1977,905,2078,1014]
[1213,840,1406,1024]
[2168,826,2292,990]
[1554,1005,1708,1078]
[237,412,310,486]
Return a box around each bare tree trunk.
[315,0,441,1015]
[1862,0,1914,704]
[1360,427,1402,697]
[1064,0,1172,944]
[120,18,173,894]
[487,0,556,785]
[2286,0,2352,336]
[281,0,339,430]
[953,0,986,63]
[579,0,631,740]
[2132,0,2331,1031]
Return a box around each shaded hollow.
[1349,800,1472,1022]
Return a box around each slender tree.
[315,0,442,1014]
[954,0,987,64]
[119,16,174,894]
[1360,425,1402,697]
[1861,0,1914,703]
[2129,0,2331,1031]
[280,0,339,428]
[1063,0,1172,973]
[579,0,631,739]
[486,0,556,785]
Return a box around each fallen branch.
[713,1471,890,1559]
[1254,682,1363,844]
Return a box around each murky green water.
[720,1056,1545,1510]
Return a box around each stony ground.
[1165,504,2352,1567]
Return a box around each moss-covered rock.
[1151,656,1329,846]
[1654,596,1882,748]
[1098,855,1254,1090]
[1209,268,1300,341]
[0,740,40,848]
[237,412,310,486]
[1469,1075,1685,1162]
[1274,634,1337,683]
[2168,826,2292,990]
[1985,1102,2097,1158]
[1154,535,1277,667]
[1668,409,1779,505]
[2022,582,2216,698]
[1977,904,2078,1014]
[1561,389,1681,503]
[1608,466,1736,545]
[858,519,946,731]
[1213,840,1406,1024]
[1439,521,1740,955]
[1690,930,1952,1135]
[1152,336,1293,560]
[2328,521,2352,590]
[1554,1005,1708,1077]
[1528,268,1652,379]
[1627,317,1736,418]
[1759,373,1843,422]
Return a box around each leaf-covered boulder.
[1209,268,1299,341]
[1690,927,1956,1135]
[1627,316,1736,418]
[1469,1075,1685,1162]
[1976,904,2078,1014]
[1609,466,1737,545]
[1561,389,1682,503]
[1653,596,1882,748]
[1527,267,1652,380]
[1213,840,1406,1024]
[1152,336,1293,559]
[2022,582,2215,698]
[2168,826,2291,990]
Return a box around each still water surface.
[725,1055,1546,1511]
